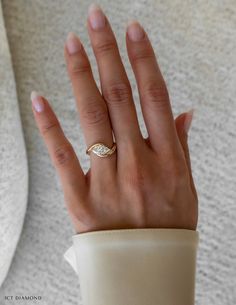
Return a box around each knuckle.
[168,160,188,187]
[125,169,145,190]
[53,143,74,167]
[142,81,169,108]
[41,120,59,136]
[103,82,132,107]
[68,56,91,76]
[94,40,117,57]
[131,49,154,64]
[124,153,146,190]
[81,97,108,126]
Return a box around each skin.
[31,5,198,234]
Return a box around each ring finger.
[64,32,116,171]
[126,21,182,156]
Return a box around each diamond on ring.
[86,142,116,158]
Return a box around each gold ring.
[86,142,117,158]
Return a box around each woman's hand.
[31,4,198,234]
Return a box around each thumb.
[175,109,197,198]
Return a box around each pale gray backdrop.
[0,0,235,304]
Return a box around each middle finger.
[87,4,143,149]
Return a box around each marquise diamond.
[93,144,110,155]
[87,142,116,157]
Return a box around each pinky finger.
[30,91,87,213]
[175,110,198,200]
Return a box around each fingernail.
[88,3,106,30]
[184,109,194,133]
[127,20,145,42]
[66,32,82,54]
[31,91,44,113]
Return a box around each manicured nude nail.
[66,32,82,54]
[88,3,106,30]
[184,109,194,133]
[127,20,145,42]
[31,91,44,113]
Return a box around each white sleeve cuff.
[63,228,199,305]
[63,245,77,274]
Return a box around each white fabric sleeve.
[63,228,199,305]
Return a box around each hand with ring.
[31,4,198,234]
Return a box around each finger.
[31,91,87,213]
[126,20,180,154]
[175,109,197,198]
[64,32,116,168]
[86,4,143,148]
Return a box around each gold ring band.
[86,142,117,158]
